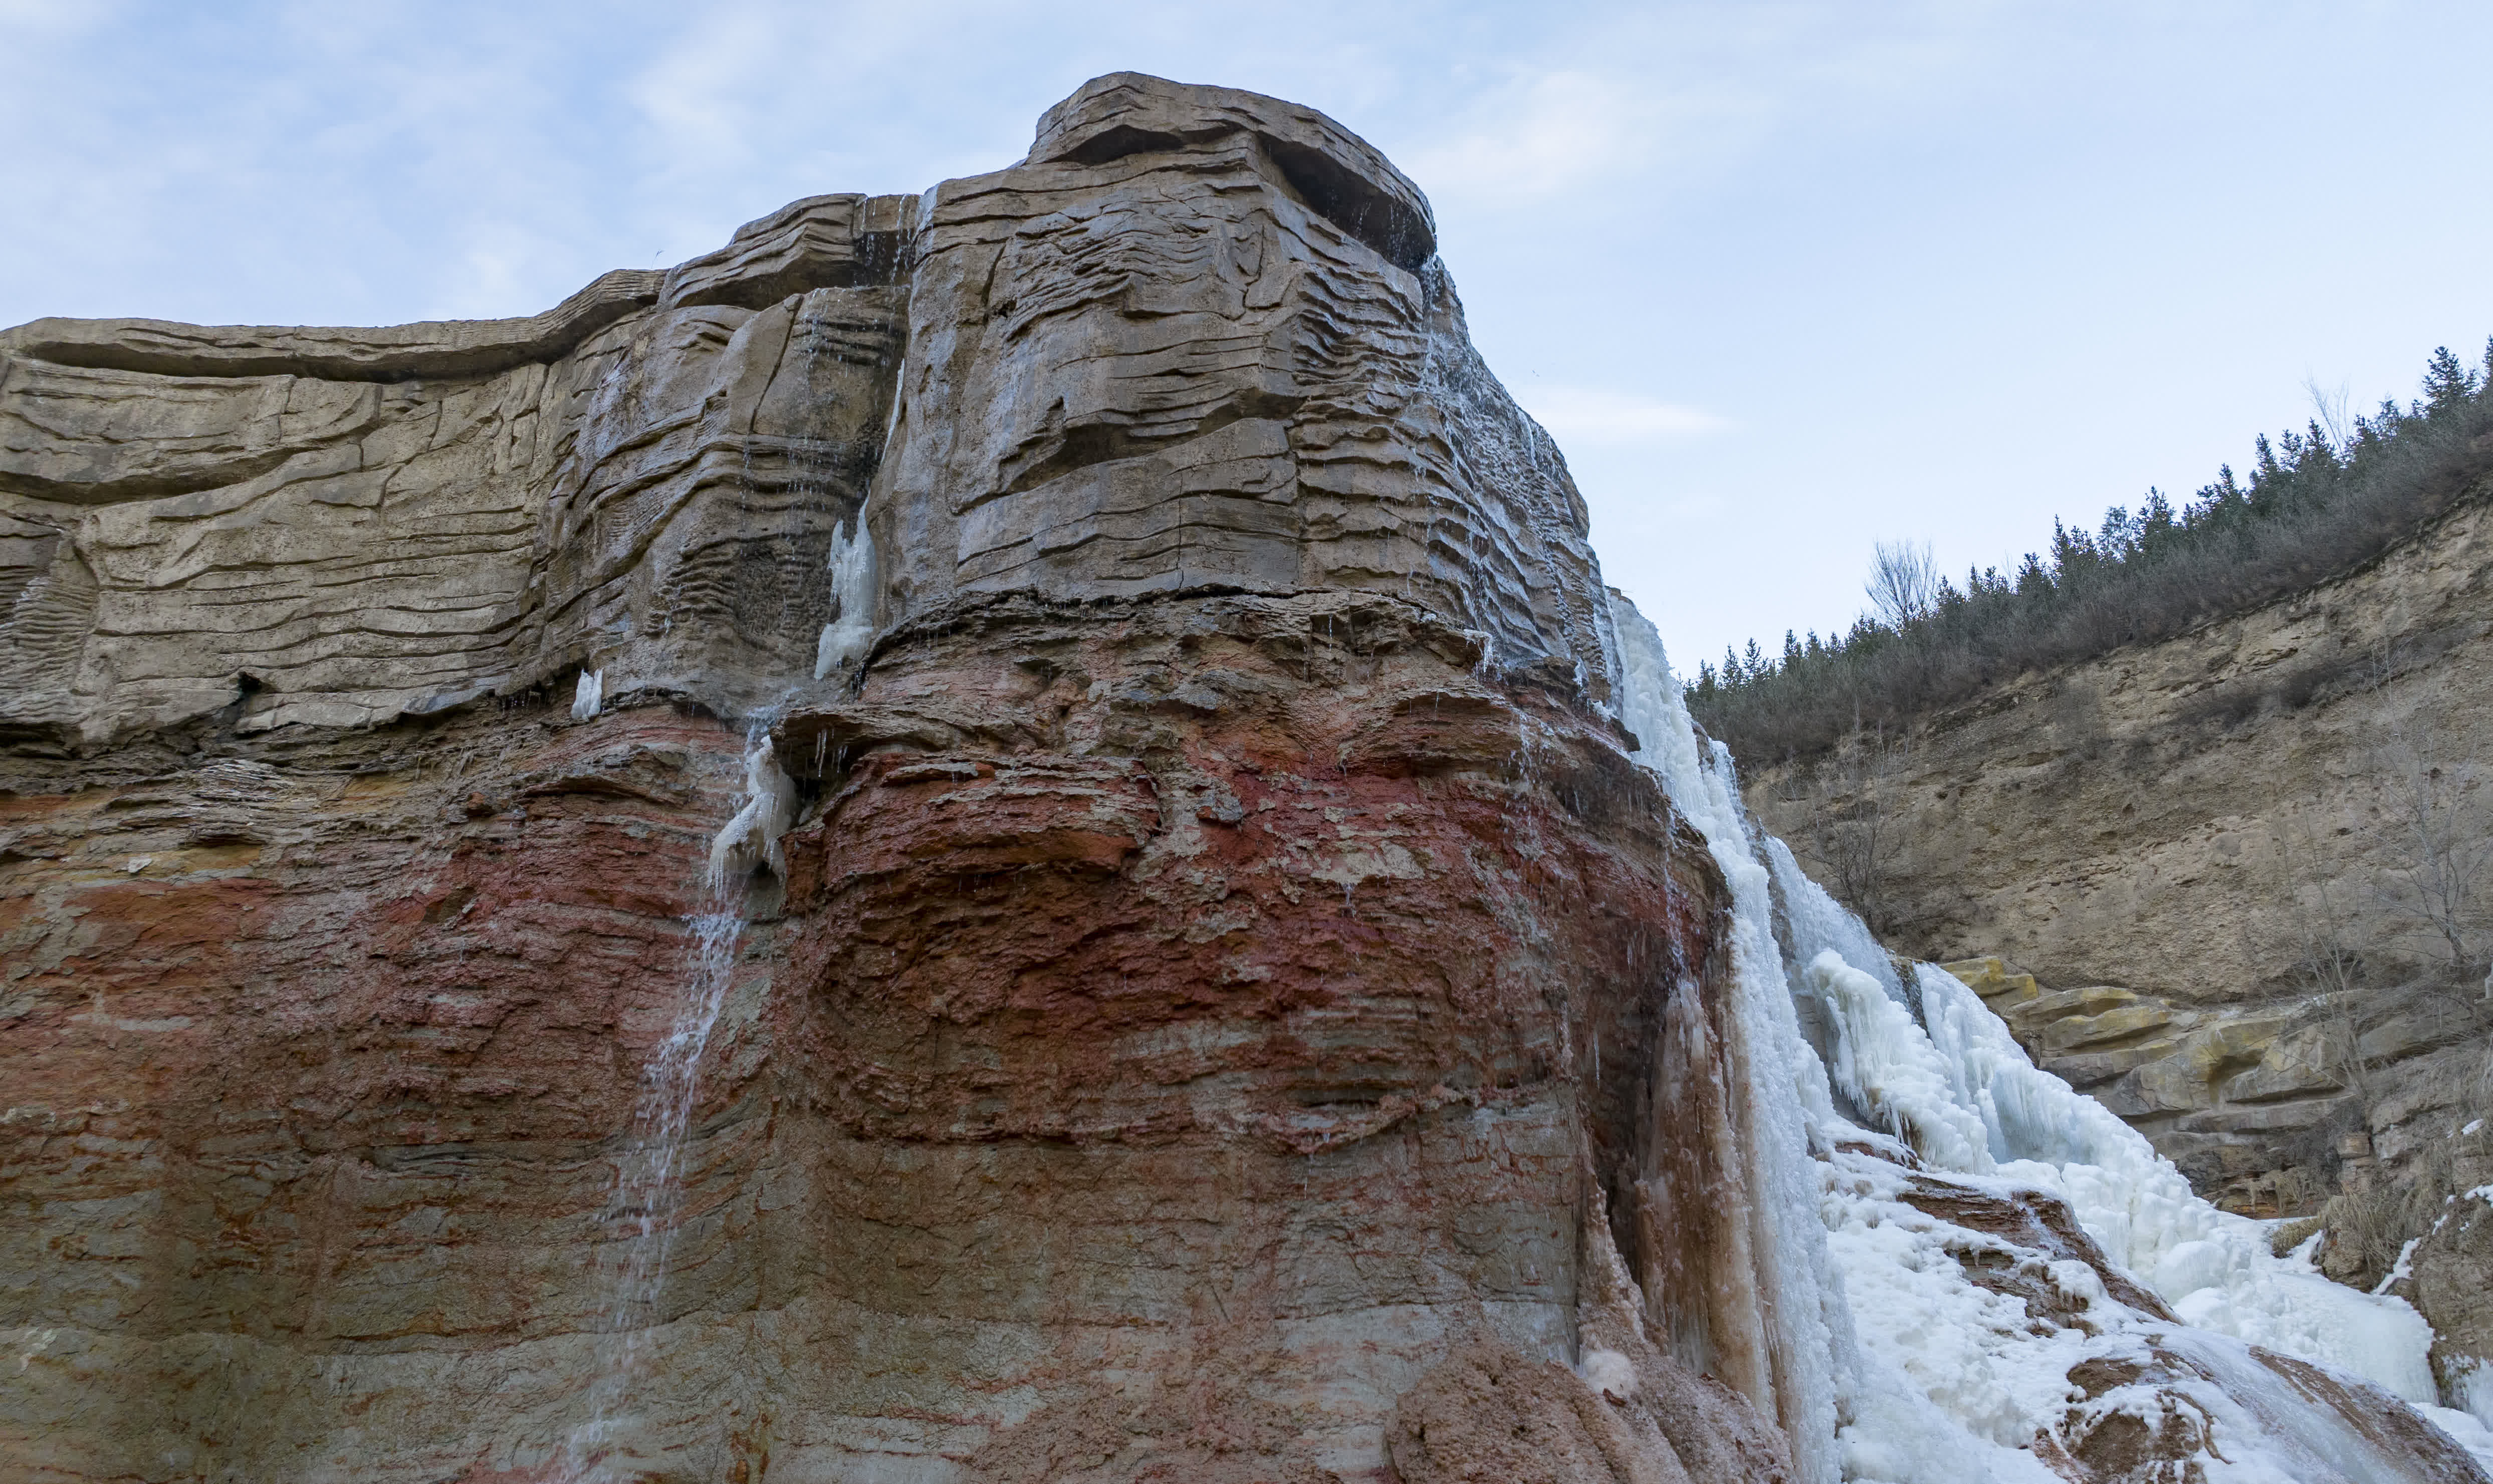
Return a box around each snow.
[1605,594,2456,1480]
[2372,1238,2424,1296]
[1819,1151,2095,1472]
[2421,1400,2493,1471]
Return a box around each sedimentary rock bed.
[3,592,1771,1481]
[2,75,1795,1482]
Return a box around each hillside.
[1732,427,2493,1412]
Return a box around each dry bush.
[1782,723,1910,935]
[2314,1140,2462,1291]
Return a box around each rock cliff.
[9,70,2487,1484]
[1,74,1799,1483]
[0,73,1609,748]
[1744,491,2493,1408]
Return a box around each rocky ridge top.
[1,71,1616,750]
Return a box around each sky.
[6,0,2490,673]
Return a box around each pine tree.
[2421,346,2480,410]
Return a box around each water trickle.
[565,908,742,1480]
[563,733,778,1481]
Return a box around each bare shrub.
[2268,808,2377,1100]
[1866,540,1939,630]
[2315,1144,2460,1291]
[2368,718,2492,975]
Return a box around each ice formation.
[813,519,878,680]
[1607,594,2480,1481]
[571,667,604,720]
[705,731,797,891]
[2454,1356,2493,1442]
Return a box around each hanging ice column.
[1604,594,2493,1482]
[707,730,798,891]
[813,518,877,681]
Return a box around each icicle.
[1798,950,1990,1173]
[813,518,878,680]
[572,668,604,721]
[706,732,796,891]
[1610,595,1849,1484]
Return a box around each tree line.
[1685,342,2493,762]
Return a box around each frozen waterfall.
[813,517,878,681]
[1606,594,2493,1482]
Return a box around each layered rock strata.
[0,73,1611,748]
[1,74,1796,1482]
[2,587,1793,1481]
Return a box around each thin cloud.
[1403,70,1690,203]
[1521,387,1725,445]
[1397,10,1986,211]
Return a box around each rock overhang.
[1027,71,1438,273]
[2,70,1607,750]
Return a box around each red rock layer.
[0,591,1781,1482]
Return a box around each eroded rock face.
[0,74,1615,749]
[0,590,1757,1481]
[1,74,1763,1483]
